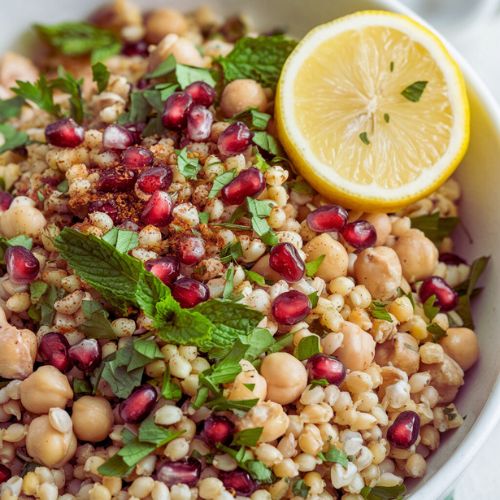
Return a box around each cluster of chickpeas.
[0,1,482,499]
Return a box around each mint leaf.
[305,255,325,277]
[410,212,459,245]
[252,131,281,155]
[79,300,117,339]
[369,301,392,322]
[176,64,216,89]
[0,124,29,155]
[241,328,275,361]
[102,228,139,253]
[143,89,165,113]
[13,75,60,116]
[232,428,263,447]
[244,269,266,286]
[133,338,163,361]
[209,170,237,199]
[176,147,200,179]
[161,369,182,401]
[0,96,24,121]
[219,35,297,88]
[318,447,349,467]
[296,335,320,360]
[401,81,428,102]
[146,54,177,79]
[244,460,273,483]
[92,62,110,93]
[155,82,179,100]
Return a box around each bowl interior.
[3,1,500,498]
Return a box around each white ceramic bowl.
[3,1,500,498]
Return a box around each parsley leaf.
[198,211,209,224]
[118,91,151,125]
[305,255,325,277]
[92,62,110,93]
[176,147,200,179]
[50,66,85,122]
[207,397,258,412]
[0,96,24,121]
[318,447,349,467]
[369,301,392,321]
[13,75,59,116]
[308,291,319,308]
[219,35,297,88]
[0,124,29,155]
[267,332,294,353]
[209,170,237,198]
[254,151,270,172]
[401,81,428,102]
[296,335,321,360]
[410,212,459,244]
[289,179,314,195]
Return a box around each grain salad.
[0,1,489,500]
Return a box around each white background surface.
[400,2,500,498]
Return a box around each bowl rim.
[375,2,500,497]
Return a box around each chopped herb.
[401,80,428,102]
[217,444,273,482]
[390,61,395,72]
[247,197,273,218]
[155,82,179,101]
[176,64,217,89]
[229,109,271,130]
[359,132,370,145]
[289,179,314,195]
[79,300,117,339]
[241,328,275,361]
[305,255,325,278]
[384,113,390,123]
[12,75,59,116]
[244,269,266,286]
[73,378,92,394]
[192,386,209,409]
[232,428,263,447]
[36,191,45,202]
[369,301,392,322]
[198,211,209,224]
[293,479,310,497]
[318,447,349,467]
[218,35,297,88]
[220,241,243,264]
[56,179,69,193]
[252,131,281,155]
[101,228,139,253]
[310,378,329,387]
[251,216,278,246]
[50,66,85,122]
[29,281,48,304]
[92,62,110,93]
[210,222,252,230]
[223,266,235,299]
[207,397,259,412]
[0,96,24,121]
[361,484,406,500]
[254,151,270,172]
[209,170,237,198]
[427,323,447,342]
[410,212,459,245]
[296,335,321,361]
[0,124,29,155]
[161,368,182,401]
[443,406,458,421]
[267,332,294,353]
[308,291,319,308]
[398,287,416,310]
[176,147,200,179]
[118,91,150,125]
[146,55,177,79]
[423,295,439,321]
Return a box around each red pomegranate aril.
[102,124,135,150]
[88,200,119,222]
[0,464,11,484]
[218,121,253,156]
[140,190,173,226]
[124,123,145,143]
[5,246,40,284]
[272,290,311,325]
[179,236,206,265]
[203,415,235,445]
[171,277,209,308]
[0,191,13,211]
[187,105,213,142]
[121,146,154,170]
[156,459,201,487]
[68,339,101,372]
[307,205,348,233]
[45,118,84,148]
[306,354,346,385]
[220,167,265,205]
[39,332,72,373]
[185,81,216,107]
[341,220,377,250]
[145,256,180,285]
[119,384,158,424]
[419,276,459,312]
[121,40,149,57]
[97,168,136,192]
[269,242,305,283]
[387,411,420,449]
[220,470,257,496]
[162,91,193,129]
[439,252,467,266]
[135,166,173,198]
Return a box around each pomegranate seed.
[121,146,153,170]
[341,220,377,250]
[269,243,305,282]
[102,124,135,150]
[88,200,119,222]
[0,192,13,211]
[185,81,216,107]
[156,458,201,487]
[419,276,458,312]
[171,277,209,308]
[218,122,253,156]
[68,339,101,372]
[145,257,180,285]
[124,123,145,143]
[187,105,213,142]
[0,464,11,484]
[179,236,206,265]
[220,167,265,205]
[202,415,235,445]
[387,411,420,449]
[121,40,149,57]
[220,470,257,496]
[272,290,311,325]
[140,191,173,226]
[5,246,40,284]
[135,166,173,199]
[306,354,346,385]
[120,384,158,424]
[162,91,193,129]
[97,168,136,192]
[307,205,348,233]
[439,253,467,266]
[45,118,84,148]
[39,332,72,373]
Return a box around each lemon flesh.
[276,11,470,210]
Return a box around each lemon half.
[276,11,470,210]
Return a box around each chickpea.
[375,333,420,375]
[26,415,77,467]
[393,229,438,282]
[335,322,375,371]
[220,79,268,118]
[72,396,114,442]
[0,204,46,238]
[20,365,73,414]
[364,213,391,246]
[303,234,348,282]
[145,9,188,44]
[260,353,307,405]
[439,327,479,371]
[238,401,289,443]
[0,308,36,379]
[148,34,204,71]
[421,353,464,403]
[227,360,267,402]
[353,247,402,301]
